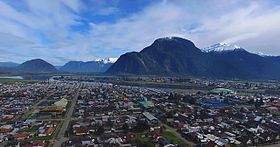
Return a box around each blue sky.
[0,0,280,65]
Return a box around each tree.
[122,123,129,133]
[133,120,149,132]
[107,119,114,127]
[95,126,105,135]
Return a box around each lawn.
[162,131,185,145]
[30,114,64,120]
[135,133,155,147]
[272,111,280,116]
[18,125,40,133]
[29,114,52,120]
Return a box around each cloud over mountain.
[0,0,280,65]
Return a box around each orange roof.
[42,106,64,112]
[13,133,29,139]
[0,128,13,133]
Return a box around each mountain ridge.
[59,60,113,73]
[17,59,57,73]
[107,37,280,80]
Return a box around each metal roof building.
[143,112,158,124]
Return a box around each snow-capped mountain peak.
[95,57,118,64]
[203,42,242,53]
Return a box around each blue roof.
[197,99,228,108]
[140,101,153,105]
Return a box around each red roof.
[33,142,47,146]
[21,141,47,147]
[45,127,54,135]
[21,143,33,147]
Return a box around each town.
[0,76,280,147]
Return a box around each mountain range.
[0,58,117,74]
[59,58,117,73]
[107,37,280,80]
[0,62,19,68]
[1,36,280,80]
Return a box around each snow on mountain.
[95,57,118,64]
[202,42,242,53]
[256,52,266,57]
[203,43,274,57]
[255,52,275,57]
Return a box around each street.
[53,86,80,147]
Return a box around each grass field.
[29,114,64,120]
[135,133,155,147]
[0,78,33,84]
[162,131,185,145]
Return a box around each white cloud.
[0,0,280,65]
[87,0,280,56]
[61,0,80,12]
[88,3,189,52]
[0,0,85,65]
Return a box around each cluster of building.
[0,76,280,146]
[65,83,184,146]
[0,83,49,122]
[63,79,280,146]
[0,81,80,146]
[29,82,79,120]
[1,119,60,146]
[150,88,280,146]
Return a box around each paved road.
[53,86,80,147]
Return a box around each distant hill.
[0,67,15,74]
[107,37,280,80]
[0,58,117,74]
[17,59,57,73]
[55,66,62,69]
[0,62,19,68]
[59,60,113,73]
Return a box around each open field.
[135,133,155,147]
[162,131,186,145]
[0,78,25,83]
